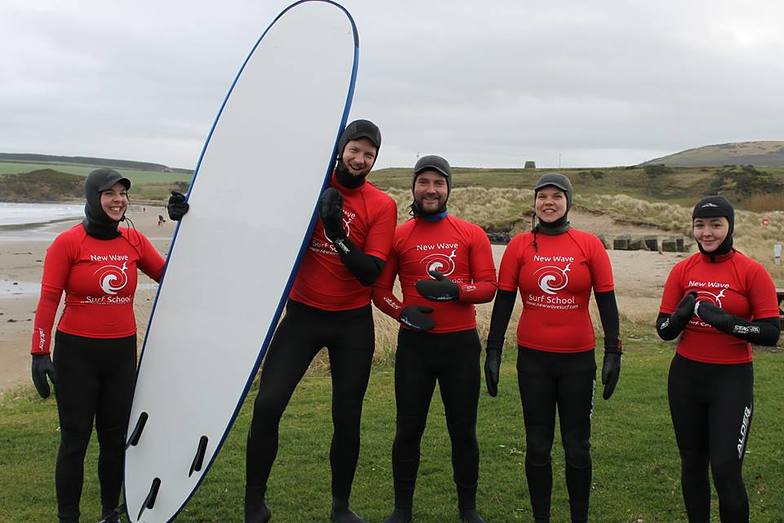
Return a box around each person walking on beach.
[244,120,397,523]
[657,196,780,522]
[30,168,167,523]
[372,155,497,523]
[484,173,622,523]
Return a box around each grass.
[2,323,783,522]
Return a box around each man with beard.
[245,120,397,523]
[372,155,497,523]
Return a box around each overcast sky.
[3,0,783,169]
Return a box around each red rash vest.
[31,224,165,354]
[659,250,779,364]
[498,229,614,352]
[289,173,397,311]
[373,215,497,333]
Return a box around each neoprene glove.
[415,269,459,301]
[672,292,698,326]
[601,352,621,400]
[167,191,190,221]
[31,354,56,399]
[399,305,434,332]
[695,301,733,331]
[484,346,501,397]
[319,188,346,241]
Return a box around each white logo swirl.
[94,262,129,295]
[422,249,457,277]
[535,263,571,295]
[696,288,725,308]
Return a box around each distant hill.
[0,153,192,174]
[0,169,84,202]
[642,141,784,167]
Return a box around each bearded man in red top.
[244,120,397,523]
[372,155,497,523]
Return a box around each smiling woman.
[656,195,781,522]
[28,167,171,522]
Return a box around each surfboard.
[123,2,359,521]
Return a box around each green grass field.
[2,327,783,522]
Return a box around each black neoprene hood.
[337,119,381,158]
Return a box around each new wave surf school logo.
[95,261,129,294]
[83,254,132,304]
[526,254,577,310]
[421,248,457,278]
[535,263,571,295]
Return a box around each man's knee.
[526,426,554,466]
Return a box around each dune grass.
[2,320,783,522]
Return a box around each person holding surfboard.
[371,155,497,523]
[244,119,397,523]
[30,168,167,523]
[656,196,780,522]
[483,173,622,523]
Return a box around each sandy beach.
[0,207,685,394]
[0,206,176,392]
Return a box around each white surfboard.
[123,2,359,521]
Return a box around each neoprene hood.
[534,173,573,209]
[692,195,735,256]
[413,155,451,190]
[337,119,381,159]
[82,168,130,239]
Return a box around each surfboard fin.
[137,477,161,520]
[126,412,148,448]
[188,436,209,477]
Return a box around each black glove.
[31,354,56,399]
[672,292,698,326]
[601,338,622,400]
[167,191,190,221]
[399,305,434,332]
[319,188,346,241]
[484,346,502,397]
[695,301,734,332]
[415,269,460,301]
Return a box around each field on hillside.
[371,165,784,208]
[0,160,192,184]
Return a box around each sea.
[0,202,84,227]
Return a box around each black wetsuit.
[53,332,137,522]
[246,301,375,501]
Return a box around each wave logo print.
[94,262,129,295]
[535,263,571,295]
[422,249,457,278]
[697,288,725,308]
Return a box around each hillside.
[0,169,84,202]
[0,153,192,174]
[642,140,784,167]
